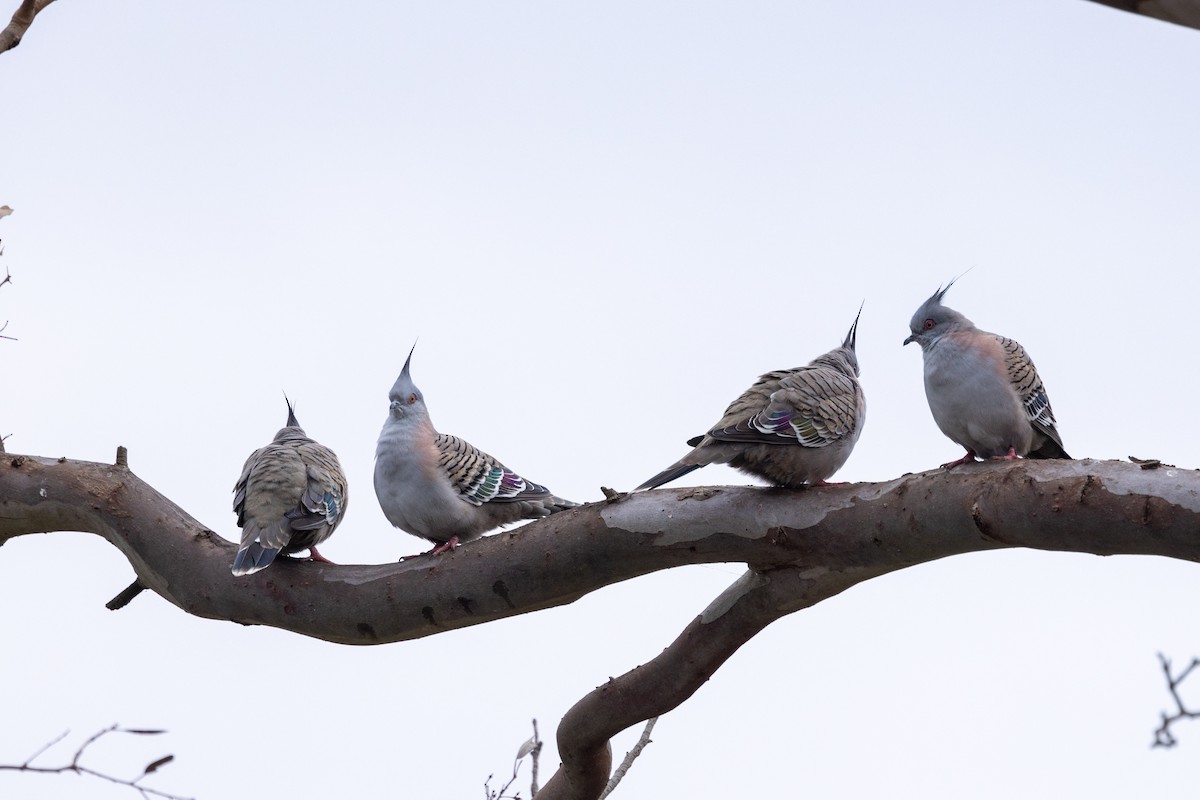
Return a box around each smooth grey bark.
[3,451,1200,799]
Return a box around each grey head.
[903,279,976,350]
[812,304,863,377]
[387,342,429,423]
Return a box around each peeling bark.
[3,452,1199,798]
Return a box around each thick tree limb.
[4,453,1200,798]
[2,453,1199,645]
[0,0,58,55]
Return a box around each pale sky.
[3,2,1200,798]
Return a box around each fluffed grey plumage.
[904,279,1070,467]
[373,345,577,555]
[636,309,866,491]
[231,400,349,576]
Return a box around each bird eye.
[407,394,417,405]
[923,318,935,331]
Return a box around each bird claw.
[940,451,978,470]
[304,546,335,564]
[428,535,460,555]
[400,535,462,561]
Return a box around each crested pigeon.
[231,400,349,576]
[636,309,866,491]
[904,280,1070,467]
[373,345,577,556]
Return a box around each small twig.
[21,730,69,767]
[530,719,542,797]
[0,724,191,800]
[484,720,542,800]
[1153,653,1200,748]
[107,579,148,610]
[599,716,658,799]
[0,264,12,341]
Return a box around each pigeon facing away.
[904,280,1070,468]
[374,345,577,556]
[231,400,349,576]
[636,309,866,491]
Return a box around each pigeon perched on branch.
[232,400,348,576]
[904,279,1069,468]
[636,308,866,490]
[374,345,576,556]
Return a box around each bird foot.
[940,451,978,470]
[400,535,461,561]
[428,536,460,555]
[987,447,1020,461]
[304,546,335,564]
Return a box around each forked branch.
[0,724,189,800]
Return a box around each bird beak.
[903,334,916,346]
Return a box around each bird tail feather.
[1028,439,1071,459]
[231,542,281,576]
[635,462,702,491]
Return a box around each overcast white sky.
[3,1,1200,798]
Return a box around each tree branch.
[1153,653,1200,747]
[4,453,1200,798]
[0,0,58,55]
[599,717,656,799]
[0,724,189,800]
[2,453,1199,645]
[1085,0,1200,31]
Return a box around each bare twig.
[1153,653,1200,748]
[0,0,59,55]
[599,717,657,799]
[0,724,191,800]
[21,730,69,767]
[107,579,148,610]
[484,721,542,800]
[530,719,542,797]
[0,262,12,342]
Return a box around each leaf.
[142,754,174,775]
[0,206,12,220]
[515,736,538,760]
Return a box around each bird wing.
[706,366,861,448]
[233,442,308,551]
[288,440,349,532]
[995,335,1065,448]
[435,433,552,506]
